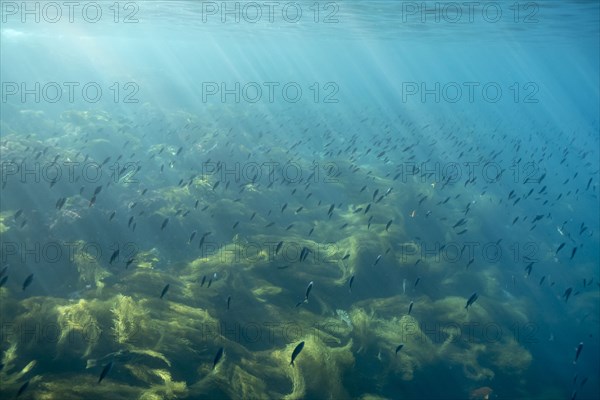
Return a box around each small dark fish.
[290,341,305,366]
[189,230,197,244]
[16,380,29,397]
[207,278,213,288]
[22,273,34,291]
[213,347,224,369]
[453,218,466,228]
[275,241,283,255]
[373,254,382,266]
[0,276,7,288]
[109,249,119,265]
[200,276,206,287]
[13,209,23,220]
[524,262,533,277]
[466,258,474,269]
[212,181,220,190]
[570,247,577,260]
[232,221,239,229]
[555,242,566,256]
[364,204,371,214]
[563,287,573,303]
[94,185,103,195]
[304,281,313,302]
[227,296,231,310]
[98,361,113,383]
[281,203,288,213]
[128,216,134,228]
[395,344,404,356]
[161,218,169,230]
[465,292,478,310]
[89,195,96,207]
[160,283,170,299]
[408,301,414,315]
[385,220,393,231]
[372,189,379,201]
[109,211,116,221]
[414,277,420,287]
[574,342,583,364]
[539,276,546,286]
[349,275,354,292]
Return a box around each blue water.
[1,1,599,399]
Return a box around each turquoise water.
[1,1,599,399]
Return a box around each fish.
[213,347,224,369]
[395,344,404,356]
[22,273,34,291]
[555,242,566,256]
[408,301,414,315]
[290,341,305,366]
[465,292,478,310]
[98,361,113,383]
[227,296,231,310]
[574,342,583,364]
[563,287,573,303]
[466,258,474,269]
[14,208,23,220]
[349,275,354,292]
[539,276,546,286]
[304,281,313,302]
[109,249,119,264]
[161,218,169,230]
[109,211,116,221]
[16,380,29,397]
[276,241,284,255]
[373,254,382,266]
[453,218,467,228]
[0,276,7,288]
[385,220,393,231]
[570,247,577,260]
[160,283,170,299]
[189,231,197,244]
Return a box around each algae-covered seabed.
[0,106,597,400]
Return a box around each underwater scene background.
[0,1,599,399]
